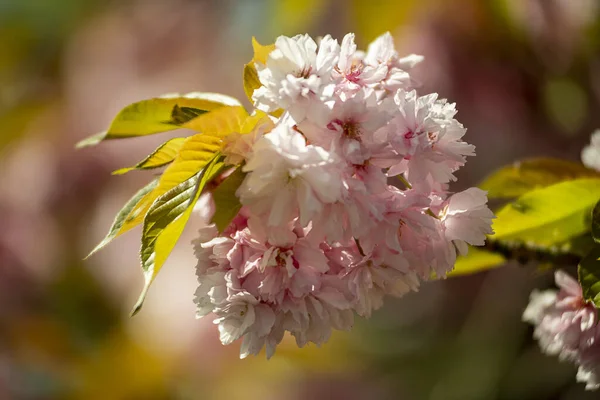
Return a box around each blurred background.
[1,0,600,399]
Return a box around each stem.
[425,208,440,219]
[483,240,583,267]
[396,174,412,189]
[354,238,366,257]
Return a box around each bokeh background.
[1,0,600,399]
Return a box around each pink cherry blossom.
[192,31,493,358]
[524,270,600,390]
[238,123,344,228]
[442,188,496,253]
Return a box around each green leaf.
[480,158,600,199]
[578,246,600,307]
[211,167,247,232]
[492,178,600,248]
[132,155,226,315]
[85,178,159,258]
[169,105,207,125]
[112,138,186,175]
[448,247,506,277]
[555,233,597,258]
[76,92,241,148]
[593,199,600,243]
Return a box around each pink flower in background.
[524,270,600,389]
[582,130,600,172]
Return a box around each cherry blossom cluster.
[523,271,600,390]
[194,32,494,358]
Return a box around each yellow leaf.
[182,105,248,135]
[241,109,274,134]
[243,64,261,104]
[480,158,600,198]
[492,178,600,248]
[76,92,241,147]
[112,137,186,175]
[251,37,275,64]
[448,247,506,277]
[242,37,275,103]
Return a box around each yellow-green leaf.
[119,106,250,234]
[133,155,225,315]
[480,158,600,198]
[112,138,186,175]
[211,167,246,232]
[76,92,241,148]
[182,105,248,135]
[578,246,600,307]
[243,64,261,103]
[492,178,600,248]
[240,109,274,134]
[593,200,600,243]
[242,37,275,103]
[85,178,159,258]
[448,247,506,277]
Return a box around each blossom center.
[346,63,363,83]
[328,118,361,140]
[296,65,313,79]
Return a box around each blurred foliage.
[0,0,103,150]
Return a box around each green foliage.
[491,178,600,248]
[211,167,246,232]
[134,155,225,315]
[578,246,600,307]
[543,78,587,134]
[76,93,241,148]
[448,247,506,277]
[480,158,600,199]
[112,138,186,175]
[592,200,600,243]
[85,179,158,258]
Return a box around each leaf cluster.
[80,40,276,313]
